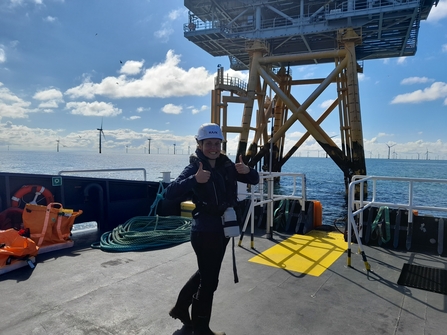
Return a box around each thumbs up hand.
[235,155,250,175]
[195,161,211,183]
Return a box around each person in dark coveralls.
[166,123,259,335]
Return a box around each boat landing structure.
[183,0,439,190]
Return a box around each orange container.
[313,200,322,227]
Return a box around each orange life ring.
[11,185,54,207]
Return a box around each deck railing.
[238,172,306,248]
[58,168,147,181]
[183,0,421,33]
[347,175,447,270]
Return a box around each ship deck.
[1,226,446,335]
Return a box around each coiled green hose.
[91,215,192,252]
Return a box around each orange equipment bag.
[0,228,39,267]
[22,203,83,247]
[0,207,24,230]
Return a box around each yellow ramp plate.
[248,230,346,277]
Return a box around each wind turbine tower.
[97,119,106,154]
[386,143,396,160]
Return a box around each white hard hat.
[195,123,224,141]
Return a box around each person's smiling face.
[199,138,222,160]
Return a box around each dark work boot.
[169,272,200,327]
[192,295,225,335]
[169,305,192,327]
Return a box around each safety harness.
[371,206,391,245]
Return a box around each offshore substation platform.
[183,0,439,190]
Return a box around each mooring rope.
[148,181,166,217]
[91,215,192,252]
[91,181,192,252]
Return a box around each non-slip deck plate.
[397,263,447,295]
[248,230,346,276]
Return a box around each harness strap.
[231,237,238,283]
[371,206,391,245]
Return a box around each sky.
[1,0,447,160]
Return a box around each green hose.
[91,215,192,252]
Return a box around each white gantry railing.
[238,172,306,248]
[347,175,447,271]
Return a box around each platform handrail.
[350,175,447,216]
[347,175,447,271]
[58,168,147,181]
[238,172,306,248]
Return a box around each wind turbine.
[386,143,396,159]
[97,119,106,154]
[56,138,66,152]
[425,148,432,160]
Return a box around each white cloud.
[66,101,122,117]
[162,103,182,114]
[0,46,6,63]
[5,0,44,7]
[226,68,249,82]
[319,99,335,109]
[153,8,185,42]
[154,23,174,42]
[0,83,33,118]
[38,100,59,109]
[397,57,407,65]
[141,128,170,134]
[136,107,150,113]
[44,16,56,22]
[427,0,447,22]
[358,73,367,81]
[442,44,447,53]
[65,50,214,99]
[34,88,64,109]
[33,88,63,101]
[120,60,144,76]
[168,8,185,20]
[400,77,434,85]
[8,0,25,7]
[391,82,447,104]
[0,123,59,149]
[124,115,141,120]
[190,105,208,115]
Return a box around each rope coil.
[91,215,192,252]
[90,181,192,252]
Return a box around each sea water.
[2,150,447,225]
